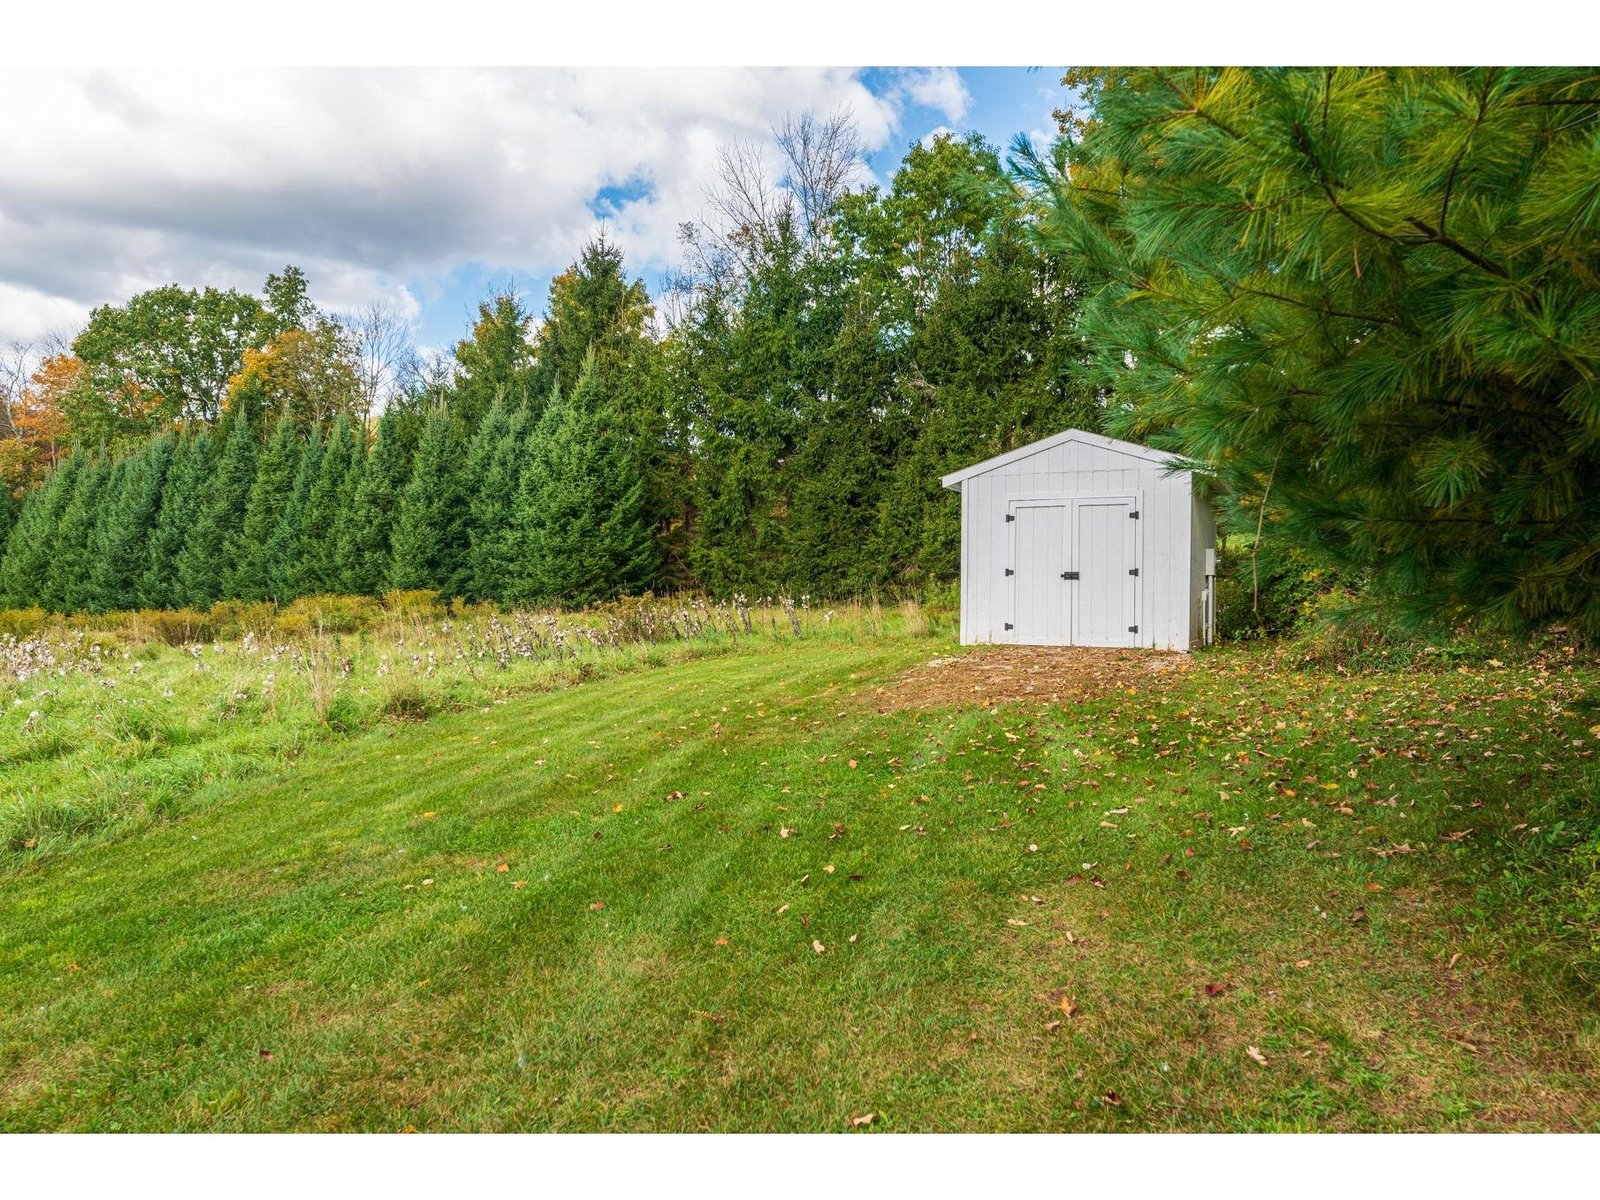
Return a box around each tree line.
[1,125,1095,612]
[7,70,1596,634]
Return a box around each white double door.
[1009,496,1140,647]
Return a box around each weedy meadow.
[0,592,944,861]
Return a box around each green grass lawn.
[2,628,1597,1131]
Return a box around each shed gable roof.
[939,429,1183,491]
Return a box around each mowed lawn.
[2,636,1597,1131]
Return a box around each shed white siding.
[943,430,1214,651]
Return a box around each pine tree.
[0,455,81,608]
[46,455,113,612]
[388,405,468,597]
[533,236,655,404]
[327,418,367,591]
[339,410,412,595]
[141,431,214,609]
[90,435,175,612]
[1021,66,1600,635]
[681,216,811,595]
[512,356,657,605]
[84,454,137,611]
[84,455,133,611]
[449,292,538,430]
[291,413,359,596]
[0,488,15,565]
[271,425,322,601]
[230,415,300,601]
[464,400,529,601]
[178,411,256,607]
[90,438,173,614]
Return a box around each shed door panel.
[1011,504,1069,644]
[1072,499,1138,647]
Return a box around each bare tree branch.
[340,302,415,422]
[774,109,865,247]
[673,108,867,316]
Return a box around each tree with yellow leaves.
[225,322,364,436]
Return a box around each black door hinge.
[1004,568,1014,576]
[1004,622,1014,631]
[1128,567,1139,576]
[1060,570,1079,580]
[1128,625,1139,633]
[1005,513,1015,522]
[1129,510,1140,520]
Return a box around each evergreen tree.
[0,487,15,565]
[388,405,469,597]
[177,411,256,607]
[90,435,175,612]
[141,431,214,609]
[271,426,322,601]
[847,137,1096,584]
[339,410,413,595]
[1021,66,1600,635]
[84,455,133,611]
[46,455,113,612]
[327,418,367,590]
[0,454,81,607]
[230,415,300,601]
[680,213,814,594]
[291,413,359,596]
[464,400,529,601]
[533,236,655,403]
[449,292,537,429]
[512,355,657,604]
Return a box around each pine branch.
[1150,68,1254,144]
[1401,217,1510,279]
[1438,70,1497,238]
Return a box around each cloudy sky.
[0,66,1064,355]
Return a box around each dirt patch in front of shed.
[873,645,1193,711]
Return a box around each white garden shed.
[941,429,1217,651]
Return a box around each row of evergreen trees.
[0,355,655,613]
[1,131,1101,614]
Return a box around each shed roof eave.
[938,428,1184,490]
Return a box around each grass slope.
[1,636,1597,1131]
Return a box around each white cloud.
[0,280,91,347]
[0,67,928,344]
[894,67,972,123]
